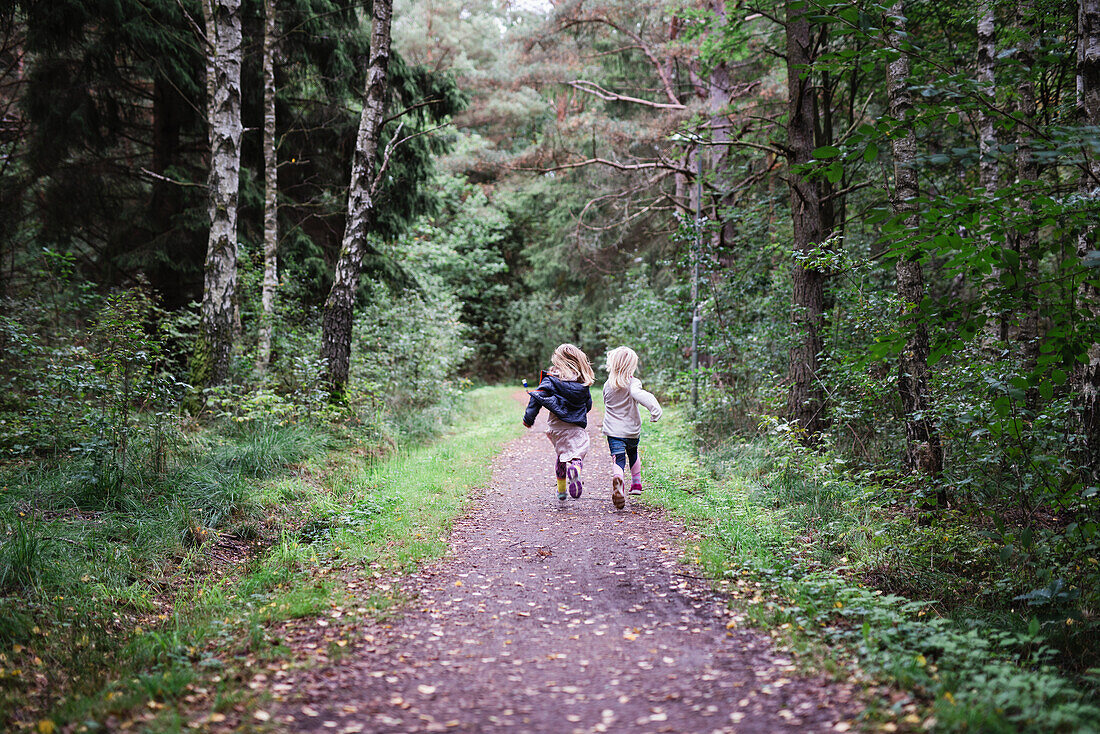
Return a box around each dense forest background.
[2,0,1100,730]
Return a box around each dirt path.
[276,394,859,733]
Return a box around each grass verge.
[638,407,1100,734]
[0,385,523,732]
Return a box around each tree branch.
[369,122,452,198]
[556,14,681,106]
[381,97,443,126]
[139,167,207,189]
[567,80,686,110]
[520,156,691,176]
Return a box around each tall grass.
[1,386,524,731]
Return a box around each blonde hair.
[550,343,595,386]
[605,346,638,390]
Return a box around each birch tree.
[193,0,243,388]
[785,0,828,437]
[885,1,943,480]
[977,1,1002,341]
[1077,0,1100,475]
[1015,0,1041,384]
[256,0,278,373]
[321,0,393,397]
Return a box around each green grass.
[0,385,523,732]
[637,407,1100,734]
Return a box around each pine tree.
[785,0,828,437]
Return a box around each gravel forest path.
[279,393,860,733]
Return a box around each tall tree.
[785,0,828,436]
[1015,0,1041,385]
[885,0,943,479]
[256,0,278,373]
[1077,0,1100,476]
[977,0,1002,341]
[321,0,394,397]
[193,0,243,388]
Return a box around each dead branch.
[139,167,208,189]
[177,0,212,50]
[522,156,691,176]
[567,80,686,110]
[382,97,444,126]
[369,122,452,198]
[556,14,681,106]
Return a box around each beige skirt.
[545,414,590,464]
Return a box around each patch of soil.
[274,393,861,733]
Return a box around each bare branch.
[177,0,212,50]
[382,97,443,126]
[556,14,681,106]
[520,156,691,176]
[139,167,208,189]
[567,80,686,110]
[369,122,452,198]
[579,194,675,232]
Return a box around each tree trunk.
[256,0,278,373]
[1077,0,1100,478]
[192,0,242,389]
[706,0,735,251]
[785,0,827,437]
[885,1,944,480]
[977,1,1003,342]
[1016,0,1041,388]
[320,0,393,398]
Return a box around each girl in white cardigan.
[601,346,662,509]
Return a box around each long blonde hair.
[605,346,638,390]
[551,343,595,386]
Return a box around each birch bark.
[193,0,242,388]
[1077,0,1100,476]
[256,0,278,373]
[1015,0,1041,387]
[785,0,827,437]
[320,0,393,397]
[977,1,1003,342]
[885,1,944,479]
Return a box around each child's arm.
[630,380,663,422]
[523,376,554,427]
[522,393,541,427]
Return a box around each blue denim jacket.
[523,374,592,428]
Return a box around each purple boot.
[566,459,583,499]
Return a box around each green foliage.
[0,280,182,472]
[641,409,1100,733]
[599,271,688,388]
[0,384,518,730]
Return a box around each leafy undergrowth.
[639,408,1100,734]
[0,385,522,732]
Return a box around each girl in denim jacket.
[523,344,595,501]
